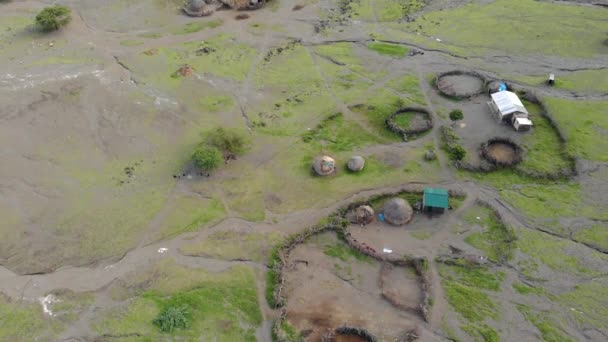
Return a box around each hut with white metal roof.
[487,91,529,123]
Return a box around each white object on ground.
[476,217,481,220]
[39,294,59,316]
[383,248,393,254]
[158,247,168,254]
[436,38,442,42]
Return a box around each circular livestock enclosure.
[385,107,433,141]
[480,138,524,167]
[435,70,487,99]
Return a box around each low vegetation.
[367,42,408,57]
[440,263,502,341]
[516,304,574,342]
[153,306,190,332]
[441,126,467,161]
[192,127,251,173]
[449,109,464,121]
[463,206,516,263]
[35,5,71,32]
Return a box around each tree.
[35,5,71,32]
[153,306,190,332]
[448,145,467,161]
[449,109,464,121]
[192,145,222,172]
[204,127,250,158]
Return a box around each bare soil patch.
[283,232,419,341]
[481,138,523,167]
[436,71,486,99]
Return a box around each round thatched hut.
[347,156,365,172]
[354,205,374,225]
[383,198,413,226]
[312,155,336,176]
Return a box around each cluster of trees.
[192,127,250,174]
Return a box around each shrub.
[448,145,467,161]
[35,5,71,32]
[192,145,222,172]
[153,306,190,332]
[449,109,464,121]
[204,127,250,157]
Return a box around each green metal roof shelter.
[423,188,449,211]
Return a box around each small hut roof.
[186,0,205,11]
[383,198,413,226]
[348,156,365,172]
[313,155,336,176]
[491,91,528,116]
[355,205,374,225]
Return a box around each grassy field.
[98,260,262,340]
[180,230,283,262]
[544,98,608,162]
[391,0,608,58]
[463,206,515,263]
[439,263,502,341]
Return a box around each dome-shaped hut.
[183,0,216,16]
[354,205,374,225]
[313,155,336,176]
[347,156,365,172]
[383,198,413,226]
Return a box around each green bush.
[192,145,222,172]
[35,5,71,32]
[449,109,464,121]
[448,145,467,161]
[153,306,190,332]
[204,127,250,157]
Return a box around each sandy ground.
[0,0,607,341]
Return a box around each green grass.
[153,195,226,240]
[461,323,499,342]
[573,226,608,252]
[396,0,608,58]
[172,20,223,35]
[367,42,408,57]
[387,73,425,104]
[516,304,574,342]
[516,100,571,176]
[180,230,283,262]
[442,281,499,322]
[544,98,608,162]
[439,264,505,292]
[198,94,234,113]
[463,206,516,263]
[512,282,545,296]
[97,260,262,340]
[558,279,608,331]
[517,228,607,276]
[302,112,386,152]
[324,241,373,263]
[510,70,608,94]
[351,0,425,22]
[0,294,63,341]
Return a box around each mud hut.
[383,198,413,226]
[312,155,336,176]
[347,156,365,172]
[354,205,375,225]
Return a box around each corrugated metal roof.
[491,91,528,116]
[423,188,449,208]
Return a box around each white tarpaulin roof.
[491,91,528,116]
[515,117,533,125]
